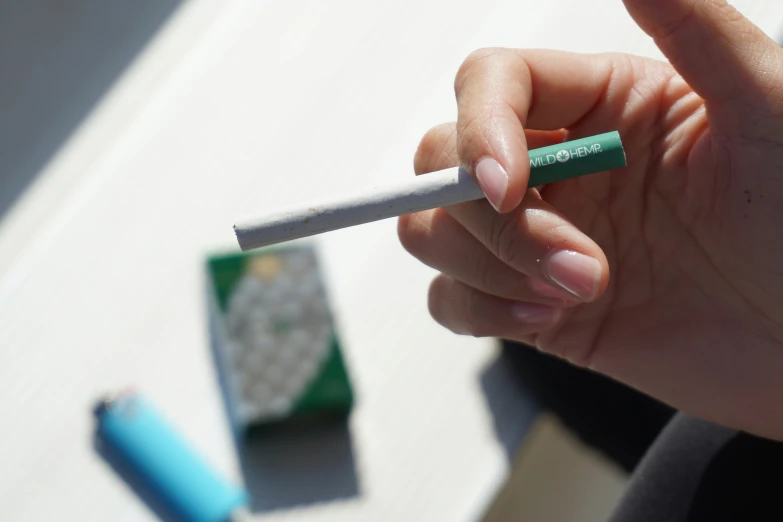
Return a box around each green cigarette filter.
[528,131,626,187]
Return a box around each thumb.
[623,0,783,110]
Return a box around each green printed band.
[528,131,626,186]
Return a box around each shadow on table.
[479,347,542,460]
[94,407,360,520]
[206,305,360,513]
[239,423,360,512]
[0,0,183,220]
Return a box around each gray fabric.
[609,414,736,522]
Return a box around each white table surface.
[1,1,781,521]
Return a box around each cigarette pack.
[206,245,354,437]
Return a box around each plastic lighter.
[94,390,249,522]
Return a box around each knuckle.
[414,123,456,174]
[396,214,427,257]
[428,276,486,337]
[456,113,492,162]
[474,250,495,293]
[712,1,746,27]
[427,276,449,326]
[648,6,694,42]
[462,289,489,338]
[454,47,506,95]
[457,109,490,138]
[457,106,518,156]
[489,215,525,268]
[413,132,439,174]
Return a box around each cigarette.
[234,131,625,251]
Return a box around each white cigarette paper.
[234,167,482,251]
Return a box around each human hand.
[398,0,783,439]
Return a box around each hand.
[398,0,783,440]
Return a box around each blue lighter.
[94,390,249,522]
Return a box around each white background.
[1,1,782,521]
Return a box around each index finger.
[454,48,640,213]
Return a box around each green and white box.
[206,245,354,435]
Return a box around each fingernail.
[545,250,602,301]
[511,302,561,324]
[529,278,575,301]
[475,157,508,211]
